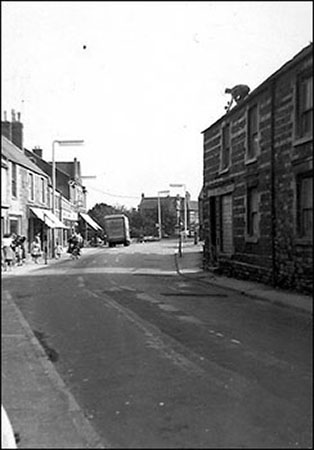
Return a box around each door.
[221,194,233,254]
[209,197,217,263]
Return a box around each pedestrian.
[2,234,15,271]
[19,236,27,264]
[31,236,42,264]
[13,235,25,266]
[55,240,63,259]
[35,232,41,246]
[10,233,18,267]
[77,232,84,249]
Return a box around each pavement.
[1,241,312,448]
[175,239,313,316]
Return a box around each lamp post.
[52,139,84,257]
[169,183,187,237]
[157,190,170,240]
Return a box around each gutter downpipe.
[270,80,277,287]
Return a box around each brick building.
[201,43,312,294]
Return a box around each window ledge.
[293,135,313,147]
[245,235,259,243]
[218,167,230,175]
[295,238,313,246]
[218,251,234,257]
[245,157,257,166]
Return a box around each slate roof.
[139,197,159,209]
[1,136,49,178]
[24,148,72,181]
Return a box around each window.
[247,105,259,160]
[9,218,19,236]
[221,124,231,170]
[297,174,313,239]
[2,165,8,204]
[296,74,313,139]
[47,186,50,208]
[29,173,34,201]
[247,186,259,237]
[11,162,17,197]
[41,178,45,203]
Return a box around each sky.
[2,1,313,210]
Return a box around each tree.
[161,199,177,236]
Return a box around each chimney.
[1,110,12,141]
[74,157,81,181]
[33,146,43,158]
[11,111,23,150]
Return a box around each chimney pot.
[32,147,43,158]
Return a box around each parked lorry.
[103,214,131,247]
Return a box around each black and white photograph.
[1,1,312,448]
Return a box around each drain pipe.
[270,80,277,287]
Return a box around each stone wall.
[202,45,313,294]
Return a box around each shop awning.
[80,212,103,231]
[30,207,69,229]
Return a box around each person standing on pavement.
[55,240,63,259]
[31,236,42,264]
[19,236,27,264]
[2,234,15,271]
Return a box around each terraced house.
[201,43,312,294]
[1,134,51,251]
[1,111,97,257]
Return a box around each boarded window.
[297,75,313,138]
[247,187,259,236]
[297,175,313,238]
[221,124,230,170]
[248,105,259,159]
[221,194,233,253]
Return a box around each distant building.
[138,192,198,237]
[201,43,312,294]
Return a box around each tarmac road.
[2,239,312,448]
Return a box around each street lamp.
[157,190,170,240]
[52,139,84,256]
[169,183,187,237]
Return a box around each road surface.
[2,240,312,448]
